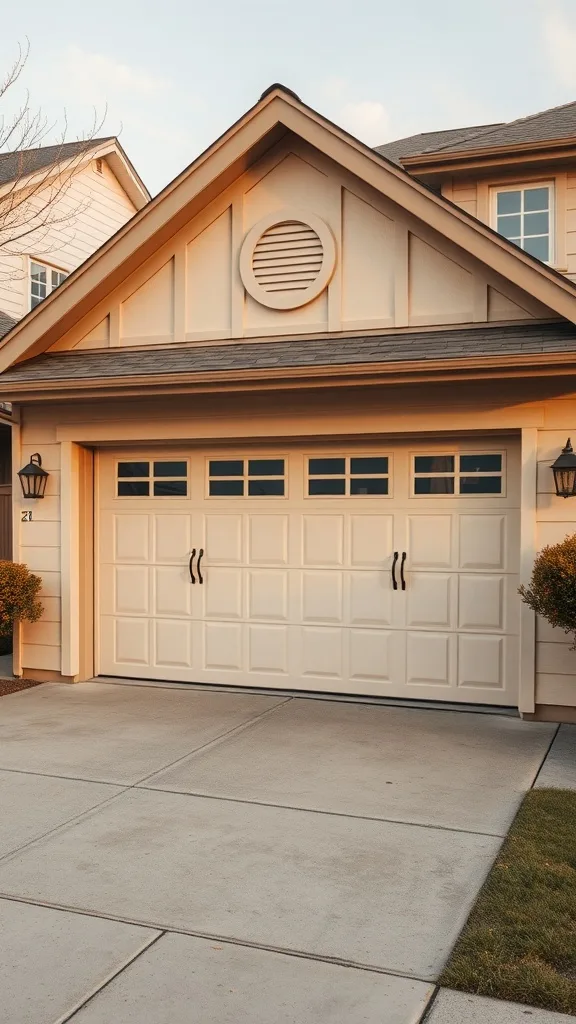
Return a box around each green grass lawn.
[441,788,576,1016]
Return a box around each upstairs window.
[30,260,68,309]
[493,184,552,263]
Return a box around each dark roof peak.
[259,83,301,103]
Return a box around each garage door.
[98,441,520,705]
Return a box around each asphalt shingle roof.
[430,99,576,154]
[0,310,17,340]
[0,138,114,188]
[1,323,574,387]
[374,125,502,165]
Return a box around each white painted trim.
[519,427,537,713]
[60,441,80,677]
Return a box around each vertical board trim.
[519,427,537,713]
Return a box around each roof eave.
[403,137,576,173]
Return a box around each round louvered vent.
[252,221,323,295]
[239,210,337,310]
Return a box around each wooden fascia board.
[3,86,576,369]
[6,349,576,401]
[97,141,151,207]
[403,138,576,170]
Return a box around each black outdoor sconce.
[551,438,576,498]
[18,453,49,499]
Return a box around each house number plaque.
[21,511,33,522]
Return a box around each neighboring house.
[2,85,576,724]
[0,137,150,557]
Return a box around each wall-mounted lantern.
[18,453,49,499]
[551,438,576,498]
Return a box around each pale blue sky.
[2,0,576,195]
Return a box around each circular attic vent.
[239,210,336,310]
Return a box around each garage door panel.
[406,632,453,687]
[114,566,150,615]
[154,620,193,668]
[248,515,289,565]
[203,515,243,564]
[203,568,243,620]
[154,515,191,562]
[203,622,243,671]
[302,516,344,567]
[348,571,393,626]
[248,570,289,621]
[407,515,453,569]
[300,627,344,680]
[114,618,150,666]
[406,573,453,629]
[459,515,506,571]
[114,514,150,562]
[348,628,403,683]
[248,624,288,675]
[458,575,505,631]
[458,634,505,690]
[302,571,343,624]
[154,566,191,617]
[349,514,394,567]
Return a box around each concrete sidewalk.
[0,681,563,1022]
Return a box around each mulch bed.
[0,677,42,696]
[441,788,576,1015]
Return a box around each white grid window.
[412,453,504,496]
[208,458,285,497]
[117,460,188,497]
[493,184,552,263]
[307,456,390,496]
[30,260,68,309]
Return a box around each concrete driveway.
[0,682,556,1024]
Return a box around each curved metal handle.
[189,548,196,584]
[197,548,204,585]
[391,551,398,591]
[400,551,407,591]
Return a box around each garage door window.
[413,453,504,495]
[208,458,285,496]
[117,460,188,497]
[307,456,389,496]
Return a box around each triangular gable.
[1,84,576,371]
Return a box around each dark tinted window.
[309,458,346,475]
[459,454,502,473]
[248,459,284,477]
[460,476,502,495]
[414,456,454,474]
[153,461,187,477]
[308,478,346,496]
[153,480,187,496]
[209,460,243,477]
[414,477,455,495]
[350,478,388,495]
[350,457,388,475]
[118,481,150,496]
[118,462,149,478]
[209,480,244,496]
[248,479,285,496]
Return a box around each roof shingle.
[0,138,114,188]
[375,124,501,165]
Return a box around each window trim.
[490,181,554,265]
[306,453,392,499]
[411,451,506,498]
[115,458,189,498]
[28,257,69,312]
[206,456,287,499]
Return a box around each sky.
[1,0,576,196]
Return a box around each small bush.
[0,561,43,638]
[519,534,576,648]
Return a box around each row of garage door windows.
[115,454,505,498]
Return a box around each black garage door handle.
[189,549,196,584]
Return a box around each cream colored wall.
[48,139,553,355]
[14,382,576,709]
[0,159,137,323]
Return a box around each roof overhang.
[2,86,576,374]
[404,138,576,178]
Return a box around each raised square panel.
[301,627,343,678]
[349,515,393,567]
[204,515,243,564]
[406,632,451,685]
[302,516,344,567]
[115,566,149,614]
[114,514,150,562]
[302,571,343,623]
[349,571,393,626]
[248,515,288,565]
[349,629,396,682]
[459,575,504,630]
[459,515,505,570]
[154,566,190,616]
[204,622,242,671]
[248,570,288,621]
[114,618,149,665]
[458,634,504,689]
[154,515,191,562]
[407,516,453,568]
[248,625,288,674]
[203,568,242,619]
[154,620,192,668]
[406,574,452,628]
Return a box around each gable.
[49,137,555,354]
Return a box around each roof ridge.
[0,136,115,162]
[429,98,576,154]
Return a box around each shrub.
[0,561,43,638]
[519,534,576,648]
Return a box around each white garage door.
[98,441,520,705]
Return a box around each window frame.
[29,257,69,311]
[411,451,506,498]
[490,182,554,265]
[305,453,392,499]
[206,456,287,499]
[115,458,189,499]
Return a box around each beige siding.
[444,178,478,219]
[0,159,137,322]
[15,383,576,706]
